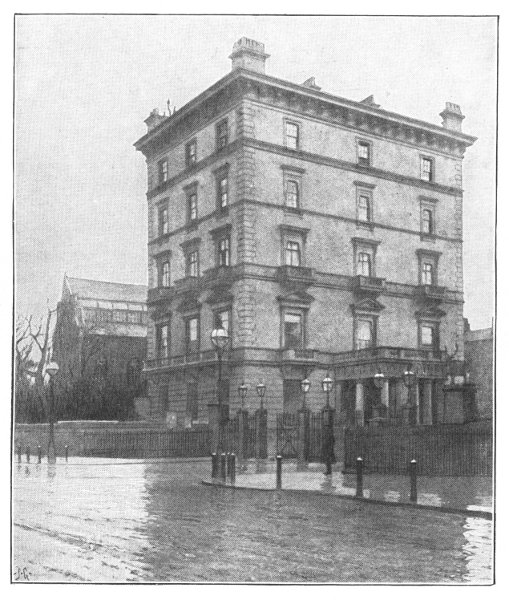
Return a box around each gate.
[276,412,299,458]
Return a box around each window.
[214,309,230,335]
[218,236,230,267]
[156,324,169,358]
[217,173,229,211]
[127,311,142,324]
[421,261,434,286]
[420,157,433,182]
[422,208,433,235]
[357,141,371,166]
[160,260,171,287]
[186,382,199,421]
[185,316,199,354]
[285,121,299,150]
[158,158,168,185]
[358,194,371,222]
[356,319,373,349]
[216,119,228,150]
[187,191,198,223]
[185,139,197,167]
[285,241,301,267]
[186,250,199,277]
[285,180,299,209]
[420,322,438,349]
[357,252,371,277]
[416,249,440,286]
[159,206,169,236]
[284,313,303,349]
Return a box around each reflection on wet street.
[12,459,493,583]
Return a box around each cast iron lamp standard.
[46,361,59,464]
[255,380,267,462]
[373,366,386,419]
[321,373,335,475]
[238,382,248,410]
[402,363,417,425]
[300,377,311,409]
[211,327,230,452]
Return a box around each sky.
[14,15,497,329]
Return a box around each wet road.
[12,459,493,583]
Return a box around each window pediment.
[415,306,446,321]
[177,292,201,314]
[277,290,315,308]
[350,297,385,315]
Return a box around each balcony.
[144,349,222,371]
[147,286,174,305]
[415,284,446,301]
[202,265,236,286]
[353,275,386,295]
[277,265,315,287]
[279,348,317,362]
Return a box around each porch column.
[395,380,406,416]
[334,380,343,414]
[381,380,389,414]
[414,383,421,425]
[355,382,365,426]
[422,380,433,425]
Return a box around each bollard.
[26,446,30,464]
[230,454,236,485]
[276,455,282,490]
[37,445,42,464]
[17,445,22,463]
[220,453,227,483]
[211,453,218,479]
[410,459,418,503]
[65,445,69,462]
[355,457,363,498]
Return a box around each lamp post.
[402,363,417,425]
[238,382,248,411]
[46,361,59,464]
[256,380,266,410]
[211,327,229,451]
[373,365,386,420]
[300,377,311,410]
[321,373,335,475]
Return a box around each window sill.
[356,220,375,231]
[284,206,303,217]
[420,233,437,242]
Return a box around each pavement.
[203,459,493,518]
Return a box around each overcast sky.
[15,15,496,329]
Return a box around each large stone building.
[52,276,148,391]
[135,38,476,428]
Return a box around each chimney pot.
[440,102,465,132]
[302,77,321,91]
[230,37,269,74]
[144,109,166,132]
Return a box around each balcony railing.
[415,284,446,301]
[333,346,447,362]
[144,349,223,370]
[147,286,174,304]
[277,265,315,286]
[279,348,317,362]
[353,274,386,295]
[202,265,235,285]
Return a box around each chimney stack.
[229,38,269,74]
[440,102,465,132]
[144,109,166,132]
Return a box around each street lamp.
[46,361,59,464]
[238,382,248,411]
[321,373,333,408]
[211,327,230,449]
[300,377,310,410]
[256,380,266,410]
[321,372,335,476]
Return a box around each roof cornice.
[134,69,476,154]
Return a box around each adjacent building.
[464,320,494,420]
[135,38,476,427]
[52,275,148,392]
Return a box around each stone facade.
[135,38,477,427]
